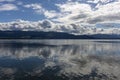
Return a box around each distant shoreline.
[0,31,119,39]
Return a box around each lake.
[0,39,120,80]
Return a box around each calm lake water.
[0,39,120,80]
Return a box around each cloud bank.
[0,20,120,35]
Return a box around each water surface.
[0,39,120,80]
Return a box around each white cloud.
[24,4,42,10]
[24,3,60,19]
[53,2,92,24]
[23,0,120,26]
[87,0,114,3]
[44,10,60,18]
[85,1,120,24]
[0,0,119,35]
[0,0,15,2]
[17,1,23,5]
[51,0,120,25]
[0,20,120,35]
[24,3,45,14]
[56,2,91,13]
[0,4,18,11]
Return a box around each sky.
[0,0,120,23]
[0,0,120,34]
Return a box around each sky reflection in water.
[0,40,120,80]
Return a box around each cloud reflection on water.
[0,40,119,80]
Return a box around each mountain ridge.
[0,31,119,39]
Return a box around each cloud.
[17,1,23,5]
[0,0,19,11]
[0,19,120,35]
[0,0,119,35]
[87,0,116,4]
[84,1,120,24]
[86,13,120,24]
[24,3,60,19]
[24,4,42,10]
[0,4,18,11]
[44,10,59,18]
[0,0,15,2]
[56,2,91,13]
[50,0,120,25]
[53,2,92,24]
[70,13,89,20]
[23,0,119,25]
[24,3,45,14]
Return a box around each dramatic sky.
[0,0,120,23]
[0,0,120,34]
